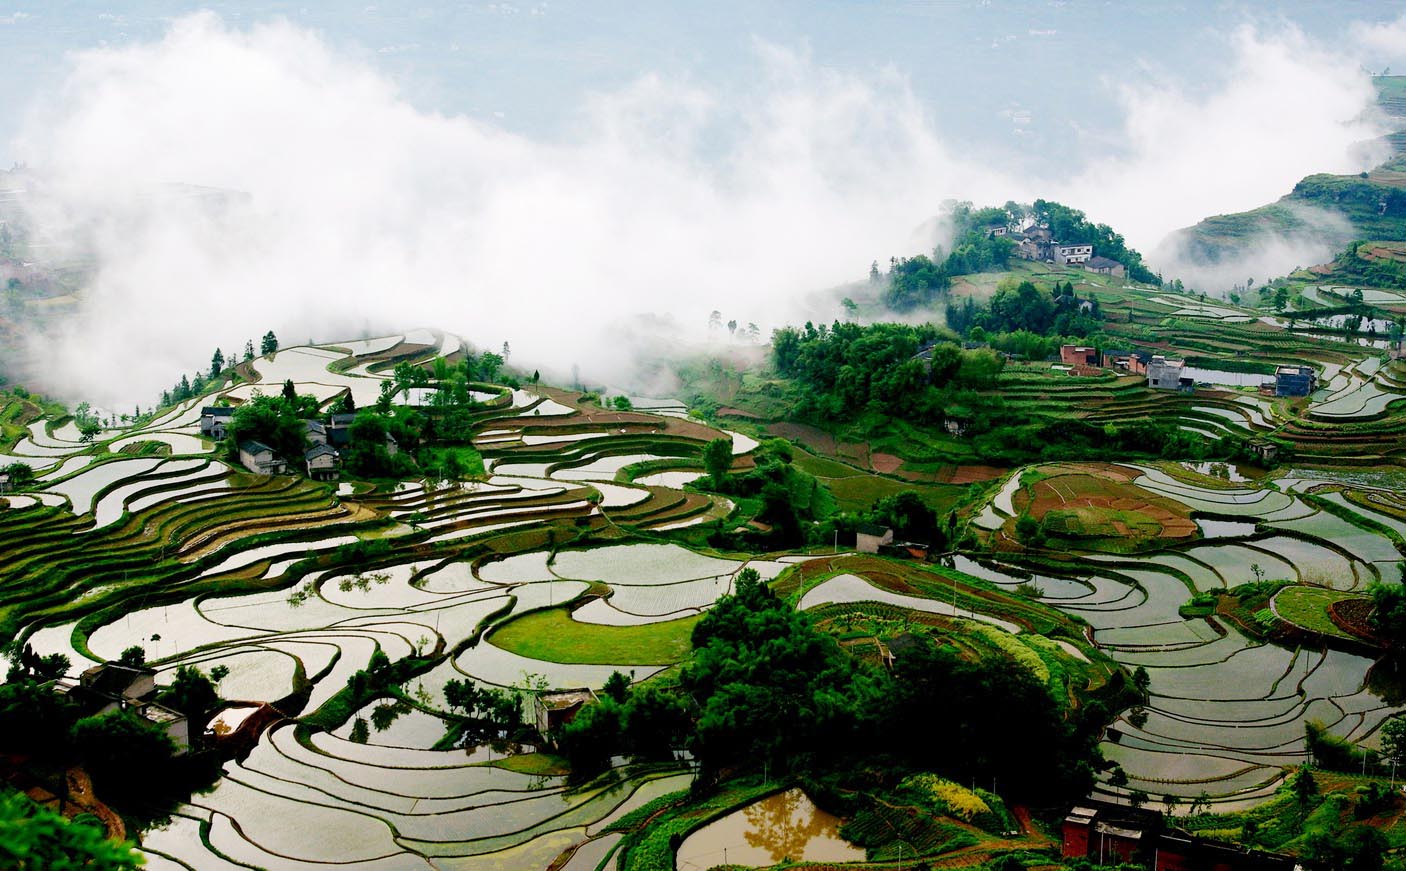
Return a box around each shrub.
[898,773,991,821]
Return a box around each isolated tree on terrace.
[708,310,722,333]
[281,379,297,402]
[260,331,279,355]
[210,348,225,379]
[159,666,220,725]
[703,438,732,486]
[727,319,738,338]
[244,339,255,361]
[1379,717,1406,773]
[501,341,510,361]
[478,352,503,382]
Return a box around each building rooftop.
[539,689,597,711]
[79,662,154,698]
[239,440,274,455]
[1095,822,1144,840]
[1086,255,1122,269]
[305,444,338,460]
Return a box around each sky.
[2,1,1406,405]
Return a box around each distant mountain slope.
[1163,77,1406,267]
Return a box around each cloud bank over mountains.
[9,13,1390,405]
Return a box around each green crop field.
[1272,585,1362,641]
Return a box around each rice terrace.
[9,5,1406,871]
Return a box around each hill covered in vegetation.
[1164,77,1406,269]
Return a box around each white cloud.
[1059,24,1385,255]
[8,14,1391,404]
[1351,15,1406,69]
[13,14,1014,405]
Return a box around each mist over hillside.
[2,11,1398,405]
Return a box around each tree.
[210,348,225,379]
[281,379,297,402]
[0,681,79,757]
[260,331,279,355]
[0,791,145,870]
[118,646,146,667]
[1369,583,1406,650]
[477,352,504,382]
[349,718,370,744]
[209,665,230,685]
[1379,716,1406,770]
[71,709,178,799]
[158,665,219,724]
[34,653,70,681]
[727,319,738,337]
[1340,825,1388,871]
[1189,790,1211,816]
[702,438,732,486]
[227,394,309,464]
[601,670,631,704]
[1131,665,1151,696]
[1291,764,1317,807]
[243,339,255,361]
[621,685,691,760]
[2,462,34,488]
[680,568,884,782]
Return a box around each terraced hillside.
[8,327,1406,869]
[974,461,1406,813]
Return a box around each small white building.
[1055,244,1093,265]
[1084,255,1125,277]
[238,440,286,475]
[305,443,340,480]
[1146,355,1190,391]
[199,406,234,438]
[856,524,894,554]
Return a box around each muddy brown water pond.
[674,788,865,870]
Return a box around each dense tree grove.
[771,320,998,424]
[225,393,317,462]
[946,279,1102,339]
[702,438,831,547]
[884,255,952,311]
[559,569,1112,805]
